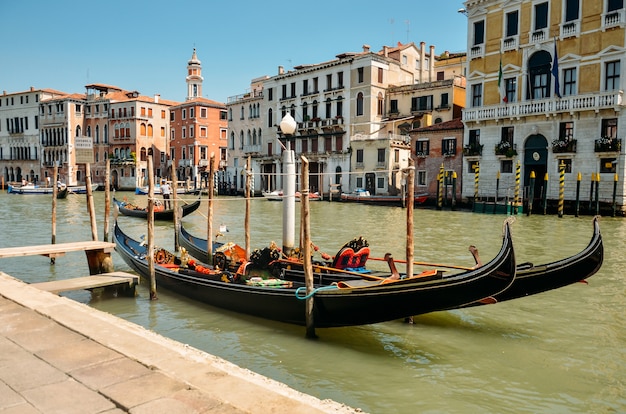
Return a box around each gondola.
[115,221,515,327]
[114,197,201,220]
[178,217,603,307]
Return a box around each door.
[365,173,376,195]
[524,134,548,210]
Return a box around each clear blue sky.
[0,0,468,104]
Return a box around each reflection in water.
[0,192,624,413]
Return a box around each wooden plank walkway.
[0,241,115,259]
[31,272,139,295]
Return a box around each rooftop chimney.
[278,65,285,75]
[362,44,370,53]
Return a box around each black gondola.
[115,221,516,328]
[114,197,201,220]
[178,217,603,308]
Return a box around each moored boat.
[7,183,68,199]
[114,196,201,220]
[340,189,428,206]
[67,183,100,194]
[117,221,515,327]
[178,217,603,308]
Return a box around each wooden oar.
[275,259,386,281]
[367,256,474,271]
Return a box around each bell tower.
[186,48,203,100]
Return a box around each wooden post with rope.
[172,157,179,252]
[245,156,252,260]
[147,155,157,300]
[207,153,215,264]
[301,155,316,338]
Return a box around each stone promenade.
[0,272,362,413]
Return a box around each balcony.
[603,9,625,30]
[463,144,483,156]
[594,138,621,153]
[560,21,579,38]
[469,44,484,60]
[501,36,518,52]
[178,159,191,167]
[552,139,577,153]
[243,144,262,154]
[495,142,517,158]
[463,91,624,123]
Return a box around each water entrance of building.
[524,134,548,210]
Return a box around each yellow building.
[462,0,625,212]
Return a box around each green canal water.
[0,191,624,413]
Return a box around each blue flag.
[552,40,561,98]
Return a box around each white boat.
[7,183,68,198]
[67,183,100,194]
[262,190,321,201]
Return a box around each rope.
[295,285,338,300]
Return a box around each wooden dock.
[0,241,138,296]
[31,272,139,295]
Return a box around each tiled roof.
[411,118,464,132]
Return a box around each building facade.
[226,42,452,197]
[0,87,65,185]
[461,0,626,211]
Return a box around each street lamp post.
[280,113,297,255]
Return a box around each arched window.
[527,50,552,100]
[86,126,91,137]
[115,124,120,138]
[258,128,262,145]
[240,131,244,149]
[95,125,99,143]
[325,98,332,118]
[247,129,252,146]
[125,122,130,137]
[253,129,257,145]
[230,131,235,149]
[147,124,153,137]
[336,96,343,117]
[356,92,364,116]
[268,108,273,128]
[240,106,244,120]
[104,125,108,143]
[75,125,81,137]
[140,123,147,136]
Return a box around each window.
[528,51,552,99]
[189,108,194,118]
[468,160,480,173]
[563,68,577,96]
[170,112,175,121]
[356,149,364,164]
[378,68,384,83]
[558,158,573,174]
[605,61,620,91]
[182,109,186,119]
[200,108,207,118]
[600,157,617,173]
[505,78,517,102]
[534,2,549,31]
[416,140,429,156]
[565,0,580,22]
[337,71,344,88]
[505,11,519,37]
[501,159,513,173]
[442,138,457,156]
[473,20,485,45]
[377,177,385,189]
[312,138,318,153]
[440,93,449,108]
[148,108,153,117]
[471,84,483,107]
[313,77,318,92]
[437,71,444,81]
[469,129,480,147]
[268,88,273,101]
[301,139,308,153]
[356,177,363,188]
[501,126,514,145]
[358,67,364,83]
[326,74,332,91]
[325,98,332,118]
[602,118,618,138]
[290,82,296,98]
[559,122,574,140]
[161,110,166,119]
[608,0,624,12]
[356,92,364,116]
[377,93,384,116]
[390,100,399,113]
[377,148,385,164]
[417,171,426,186]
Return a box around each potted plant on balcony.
[595,137,621,152]
[495,141,517,157]
[552,139,577,153]
[463,143,483,156]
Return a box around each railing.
[594,138,621,152]
[243,144,262,154]
[603,10,625,29]
[470,44,484,60]
[463,91,624,122]
[463,144,483,156]
[561,21,579,38]
[502,36,518,52]
[552,139,577,153]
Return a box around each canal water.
[0,191,624,413]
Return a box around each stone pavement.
[0,272,362,414]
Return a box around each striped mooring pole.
[575,172,581,217]
[513,160,520,215]
[558,160,565,218]
[437,163,444,210]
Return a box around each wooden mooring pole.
[104,158,111,242]
[207,154,215,264]
[172,159,179,252]
[85,163,98,241]
[51,164,59,264]
[147,155,157,300]
[301,155,316,339]
[245,156,252,260]
[405,160,415,280]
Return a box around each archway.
[524,134,548,209]
[111,170,119,190]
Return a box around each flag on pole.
[498,55,508,103]
[552,39,561,98]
